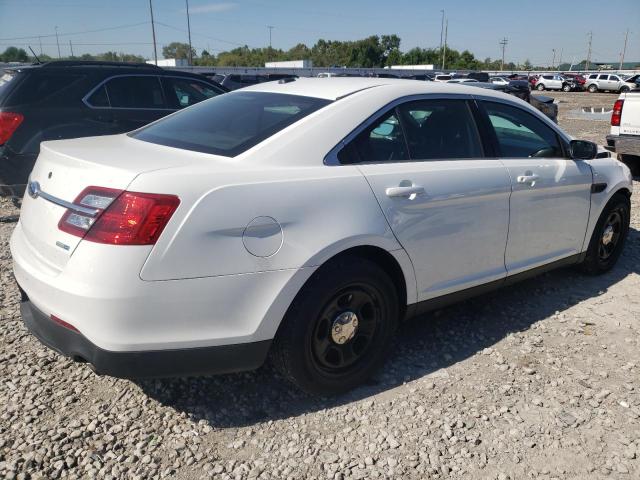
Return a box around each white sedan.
[11,78,633,394]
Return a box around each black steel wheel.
[273,256,398,395]
[580,193,630,275]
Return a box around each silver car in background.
[585,73,630,93]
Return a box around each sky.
[0,0,638,66]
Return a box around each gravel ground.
[1,93,638,480]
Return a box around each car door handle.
[517,174,540,185]
[385,185,426,198]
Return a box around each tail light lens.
[611,99,624,126]
[0,112,24,144]
[58,186,180,245]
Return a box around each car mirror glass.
[570,140,598,160]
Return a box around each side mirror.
[570,139,598,160]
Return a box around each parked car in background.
[606,91,640,175]
[585,73,628,93]
[12,78,631,395]
[467,72,489,82]
[433,74,452,82]
[447,78,479,83]
[562,73,586,89]
[468,82,553,121]
[621,74,640,92]
[0,61,226,196]
[504,79,531,102]
[529,75,539,89]
[407,74,433,81]
[535,74,574,91]
[489,76,510,86]
[206,73,297,91]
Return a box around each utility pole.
[441,19,448,71]
[38,36,43,56]
[185,0,193,65]
[149,0,158,65]
[558,47,563,69]
[55,26,61,59]
[267,25,274,49]
[439,9,444,54]
[499,37,508,71]
[69,40,74,58]
[551,49,556,69]
[619,29,629,70]
[586,31,592,71]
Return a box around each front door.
[479,100,592,275]
[340,97,512,301]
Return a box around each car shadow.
[136,226,640,429]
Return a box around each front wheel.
[272,256,399,395]
[588,84,598,93]
[620,86,630,93]
[536,83,545,91]
[579,193,630,275]
[562,83,572,92]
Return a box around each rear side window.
[131,91,331,157]
[398,100,482,160]
[105,76,165,109]
[589,74,597,79]
[483,101,562,158]
[598,75,609,80]
[339,110,409,164]
[86,85,109,107]
[0,71,18,101]
[164,77,221,108]
[4,72,84,105]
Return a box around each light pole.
[439,10,444,54]
[149,0,158,65]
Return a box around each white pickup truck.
[607,91,640,175]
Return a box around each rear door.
[102,75,169,131]
[347,96,511,301]
[478,99,592,274]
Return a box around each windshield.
[131,91,331,157]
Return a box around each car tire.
[579,193,630,275]
[620,86,630,93]
[536,83,545,91]
[562,84,572,92]
[272,256,399,395]
[588,84,598,93]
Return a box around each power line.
[0,22,150,42]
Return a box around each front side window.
[483,101,563,158]
[610,76,620,82]
[131,91,330,157]
[106,76,165,109]
[397,99,482,160]
[589,74,597,79]
[165,77,221,108]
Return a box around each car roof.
[239,77,508,101]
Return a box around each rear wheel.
[562,83,572,92]
[579,193,630,275]
[536,83,545,91]
[272,256,399,395]
[588,84,598,93]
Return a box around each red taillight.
[85,191,180,245]
[51,314,79,333]
[58,186,179,245]
[0,111,24,144]
[611,99,624,126]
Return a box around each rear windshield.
[3,72,85,105]
[131,91,331,157]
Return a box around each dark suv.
[0,61,226,195]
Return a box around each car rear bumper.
[606,134,640,156]
[19,299,272,378]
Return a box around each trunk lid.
[19,134,209,272]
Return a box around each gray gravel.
[1,93,639,479]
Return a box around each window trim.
[325,93,487,166]
[82,74,222,110]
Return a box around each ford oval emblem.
[27,181,41,199]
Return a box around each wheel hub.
[331,311,359,345]
[602,225,614,245]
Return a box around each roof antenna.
[28,46,41,64]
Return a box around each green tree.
[0,46,29,62]
[162,42,196,60]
